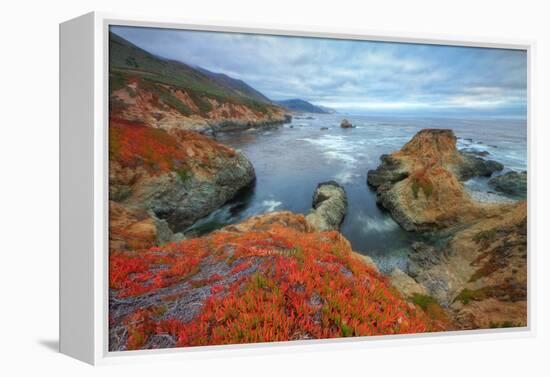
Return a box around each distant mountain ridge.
[275,99,335,114]
[109,32,289,133]
[194,66,272,104]
[110,32,274,106]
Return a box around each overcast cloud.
[111,26,527,117]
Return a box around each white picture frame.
[59,11,536,365]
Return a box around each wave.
[262,200,282,212]
[333,170,360,185]
[299,135,360,164]
[356,213,399,233]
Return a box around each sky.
[111,26,527,118]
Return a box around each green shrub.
[472,229,497,243]
[176,168,192,183]
[411,294,439,310]
[454,288,486,305]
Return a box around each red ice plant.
[112,223,443,350]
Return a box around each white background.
[1,0,548,375]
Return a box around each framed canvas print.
[59,12,534,365]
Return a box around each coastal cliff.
[109,117,256,246]
[368,129,527,329]
[109,32,290,134]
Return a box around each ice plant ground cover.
[109,215,448,350]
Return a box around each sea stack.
[305,181,348,231]
[340,119,354,128]
[367,129,503,232]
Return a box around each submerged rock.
[340,119,354,128]
[489,171,527,198]
[460,148,490,157]
[306,181,348,231]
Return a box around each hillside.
[109,211,444,351]
[194,66,272,104]
[109,32,290,133]
[276,98,333,114]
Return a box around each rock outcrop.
[458,151,503,180]
[489,171,527,198]
[407,201,527,329]
[367,128,527,329]
[390,268,429,298]
[340,119,354,128]
[305,181,348,231]
[109,201,184,253]
[109,118,256,244]
[367,129,503,232]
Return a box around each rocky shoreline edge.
[367,129,527,329]
[109,123,527,350]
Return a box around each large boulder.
[390,268,429,298]
[367,129,502,232]
[340,119,354,128]
[305,181,348,231]
[489,171,527,198]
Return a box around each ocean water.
[186,114,527,273]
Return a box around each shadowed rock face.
[458,151,503,180]
[305,181,348,231]
[109,201,184,253]
[489,171,527,198]
[121,151,255,232]
[109,119,256,244]
[367,129,503,232]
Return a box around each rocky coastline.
[110,79,291,135]
[109,121,527,349]
[367,128,527,329]
[109,118,257,250]
[109,182,444,351]
[108,30,527,346]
